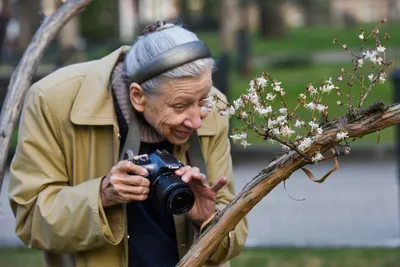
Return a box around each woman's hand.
[175,166,227,226]
[100,156,150,208]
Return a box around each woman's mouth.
[176,130,192,137]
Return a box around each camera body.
[124,149,195,215]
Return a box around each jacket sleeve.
[8,86,125,253]
[200,100,248,265]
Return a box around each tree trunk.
[220,0,238,51]
[0,0,93,200]
[177,102,400,266]
[16,0,42,52]
[258,0,286,38]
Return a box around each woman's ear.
[129,83,146,112]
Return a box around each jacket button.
[118,133,121,139]
[127,234,130,239]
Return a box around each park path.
[0,153,399,247]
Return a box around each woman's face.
[131,70,213,145]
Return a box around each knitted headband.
[131,21,211,84]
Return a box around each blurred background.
[1,0,400,266]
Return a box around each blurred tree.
[80,0,119,43]
[236,0,252,77]
[257,0,286,38]
[16,0,41,52]
[42,0,82,65]
[0,0,11,61]
[179,0,219,31]
[388,0,400,22]
[220,0,238,51]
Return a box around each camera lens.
[168,188,194,214]
[154,175,195,215]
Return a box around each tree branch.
[177,101,399,266]
[0,0,93,195]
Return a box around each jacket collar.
[70,46,131,126]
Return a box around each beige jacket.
[9,47,248,267]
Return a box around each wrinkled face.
[130,70,212,145]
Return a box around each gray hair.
[124,24,215,96]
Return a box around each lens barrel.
[154,175,195,215]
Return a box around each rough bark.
[177,102,400,266]
[0,0,93,198]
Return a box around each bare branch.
[177,101,399,266]
[0,0,93,195]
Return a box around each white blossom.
[308,121,319,130]
[276,115,287,125]
[370,56,383,65]
[320,78,335,93]
[204,95,217,111]
[307,85,318,95]
[357,59,364,67]
[316,104,328,112]
[337,101,342,105]
[337,76,343,82]
[241,111,248,118]
[268,119,278,128]
[255,106,272,115]
[280,125,295,137]
[256,77,267,88]
[364,50,378,60]
[336,130,348,141]
[380,75,386,84]
[298,93,306,100]
[294,120,305,127]
[249,92,259,105]
[279,108,287,114]
[220,106,236,116]
[297,137,314,152]
[316,127,323,135]
[240,139,251,148]
[273,82,283,92]
[305,102,316,110]
[312,151,324,163]
[201,106,210,113]
[368,74,374,82]
[266,93,276,101]
[377,45,386,53]
[230,132,246,141]
[272,128,280,136]
[249,80,255,89]
[359,33,364,40]
[233,98,244,109]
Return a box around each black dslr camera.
[124,149,195,215]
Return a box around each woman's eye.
[174,105,185,110]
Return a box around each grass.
[197,22,400,56]
[227,62,396,145]
[1,247,399,267]
[231,247,400,267]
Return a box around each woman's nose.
[183,107,204,129]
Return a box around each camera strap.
[120,110,208,181]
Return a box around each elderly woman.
[9,21,247,267]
